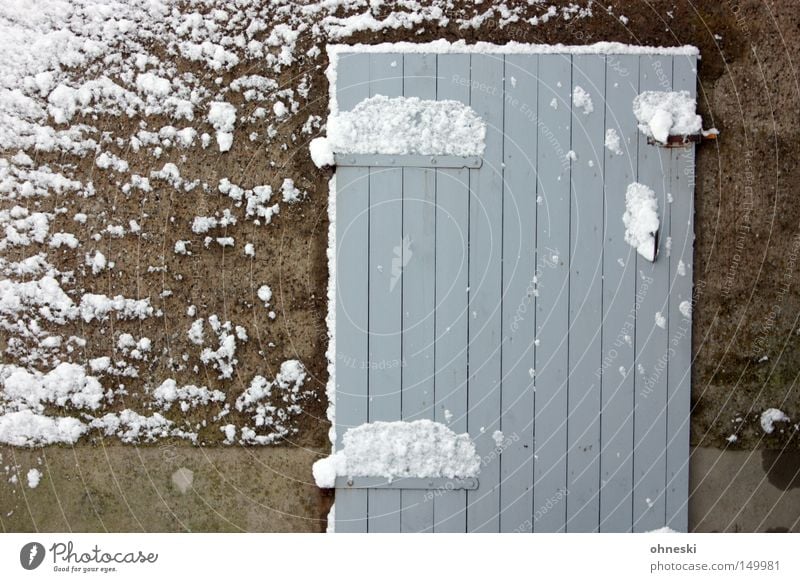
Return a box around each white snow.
[26,468,41,489]
[309,137,335,168]
[572,86,594,115]
[273,101,287,117]
[235,360,308,444]
[86,250,107,274]
[207,101,236,152]
[325,95,486,157]
[0,409,87,446]
[312,419,481,488]
[622,182,660,261]
[199,316,242,379]
[655,312,667,329]
[153,380,225,412]
[679,300,692,319]
[633,91,702,143]
[257,285,272,307]
[187,319,205,345]
[605,128,623,155]
[0,362,105,412]
[760,408,790,434]
[328,41,698,59]
[492,430,504,447]
[280,178,303,203]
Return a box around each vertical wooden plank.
[366,53,403,533]
[334,52,370,533]
[632,55,673,532]
[466,53,504,533]
[566,54,605,532]
[533,54,572,533]
[433,53,471,532]
[599,54,639,533]
[400,52,436,533]
[500,54,537,533]
[665,54,696,532]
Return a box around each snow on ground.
[26,467,41,488]
[633,91,702,143]
[760,408,790,434]
[312,419,481,488]
[0,1,635,450]
[623,182,660,261]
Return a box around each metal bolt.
[347,478,354,486]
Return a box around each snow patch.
[207,101,236,152]
[572,86,594,115]
[312,419,481,488]
[760,408,790,434]
[26,468,42,489]
[605,128,623,155]
[633,91,702,144]
[622,182,659,261]
[326,95,486,157]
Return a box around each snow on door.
[327,43,697,533]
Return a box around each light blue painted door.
[333,49,696,533]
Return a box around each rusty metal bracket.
[647,131,718,148]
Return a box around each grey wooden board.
[599,54,639,532]
[533,54,572,533]
[336,477,479,490]
[333,52,370,533]
[367,52,403,533]
[432,52,471,532]
[500,53,538,533]
[633,55,673,532]
[335,154,482,168]
[566,54,606,532]
[333,49,695,533]
[665,54,696,532]
[466,53,504,533]
[400,52,436,533]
